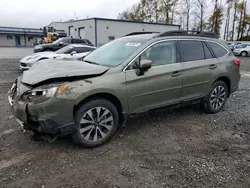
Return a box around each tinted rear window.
[179,40,204,62]
[207,42,228,58]
[203,43,213,59]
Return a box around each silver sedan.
[233,44,250,57]
[20,44,96,70]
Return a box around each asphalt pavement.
[0,57,249,188]
[0,47,33,59]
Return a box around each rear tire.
[240,51,248,57]
[72,99,119,148]
[203,81,228,114]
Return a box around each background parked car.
[233,43,250,56]
[33,37,94,53]
[55,51,92,61]
[227,43,242,51]
[20,44,96,70]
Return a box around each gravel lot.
[0,57,249,188]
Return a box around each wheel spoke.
[84,127,94,140]
[211,93,217,98]
[219,91,226,98]
[218,87,224,95]
[99,109,110,121]
[80,125,93,134]
[217,100,222,107]
[216,100,220,108]
[100,116,113,124]
[81,118,94,124]
[96,107,101,121]
[211,98,216,107]
[215,87,219,95]
[211,98,217,103]
[214,101,217,109]
[93,128,98,142]
[100,123,112,130]
[97,127,107,138]
[86,110,94,121]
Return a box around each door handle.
[171,71,181,77]
[209,64,217,69]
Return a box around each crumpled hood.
[21,59,109,85]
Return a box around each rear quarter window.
[207,42,228,58]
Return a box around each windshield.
[235,44,247,49]
[83,37,147,67]
[55,46,74,54]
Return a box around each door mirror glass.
[70,51,76,55]
[140,59,152,69]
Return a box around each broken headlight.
[22,84,68,103]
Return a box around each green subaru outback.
[8,31,240,147]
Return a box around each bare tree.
[185,0,192,31]
[240,0,247,40]
[210,0,219,31]
[224,0,233,40]
[231,0,239,40]
[195,0,205,31]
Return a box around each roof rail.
[125,32,159,36]
[155,30,219,39]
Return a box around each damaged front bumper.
[8,81,76,136]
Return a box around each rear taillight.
[234,59,240,67]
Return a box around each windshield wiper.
[84,60,99,65]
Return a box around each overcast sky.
[0,0,139,28]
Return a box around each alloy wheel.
[210,86,226,109]
[241,52,247,57]
[79,107,114,142]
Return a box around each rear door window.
[207,42,228,58]
[179,40,205,62]
[203,42,213,59]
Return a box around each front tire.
[72,99,119,148]
[203,81,228,114]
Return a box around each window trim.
[123,39,229,72]
[123,39,177,72]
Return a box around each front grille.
[21,63,27,67]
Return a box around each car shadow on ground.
[41,103,206,149]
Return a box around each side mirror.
[70,51,76,55]
[59,41,63,46]
[140,59,152,70]
[136,59,152,76]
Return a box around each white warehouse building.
[49,18,180,47]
